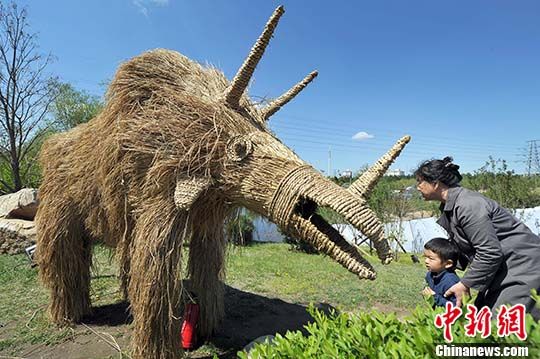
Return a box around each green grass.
[1,242,427,356]
[0,253,69,353]
[0,245,124,355]
[226,243,425,312]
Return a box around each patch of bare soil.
[14,302,133,359]
[5,286,409,359]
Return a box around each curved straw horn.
[224,6,285,109]
[348,135,411,199]
[262,71,318,121]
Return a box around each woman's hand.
[444,281,470,307]
[422,287,435,297]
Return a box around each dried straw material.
[35,5,410,358]
[348,135,411,199]
[269,165,392,276]
[174,178,211,210]
[128,193,186,359]
[225,135,253,162]
[35,196,93,324]
[262,71,318,120]
[225,6,285,108]
[187,193,229,337]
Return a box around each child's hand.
[422,287,435,297]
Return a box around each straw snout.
[267,165,385,279]
[287,211,378,280]
[340,204,394,265]
[300,184,394,266]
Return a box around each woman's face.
[416,177,439,201]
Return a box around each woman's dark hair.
[424,237,459,269]
[414,156,462,186]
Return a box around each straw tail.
[348,135,411,199]
[224,6,285,109]
[262,71,318,120]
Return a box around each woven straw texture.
[35,6,409,359]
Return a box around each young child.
[422,237,460,307]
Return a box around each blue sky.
[17,0,540,175]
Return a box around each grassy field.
[0,246,126,357]
[227,244,426,312]
[0,242,427,358]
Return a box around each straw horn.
[224,6,285,109]
[348,135,411,199]
[262,71,318,120]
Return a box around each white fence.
[252,207,540,253]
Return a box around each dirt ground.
[6,285,340,359]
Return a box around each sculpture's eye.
[226,136,253,162]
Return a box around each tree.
[0,2,57,194]
[463,157,540,211]
[225,208,256,246]
[49,81,103,132]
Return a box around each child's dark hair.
[414,156,462,187]
[424,237,459,269]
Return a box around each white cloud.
[133,0,169,17]
[352,131,374,141]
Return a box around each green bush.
[239,294,540,359]
[462,157,540,210]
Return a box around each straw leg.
[117,239,131,301]
[128,203,185,359]
[188,232,226,338]
[36,201,93,325]
[116,203,134,301]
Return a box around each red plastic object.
[181,303,199,350]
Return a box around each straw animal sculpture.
[35,6,410,359]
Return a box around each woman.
[415,157,540,320]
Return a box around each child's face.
[423,249,452,273]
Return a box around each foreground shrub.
[239,295,540,359]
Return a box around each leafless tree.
[0,2,57,194]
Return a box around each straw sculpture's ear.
[262,71,318,121]
[174,178,212,211]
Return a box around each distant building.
[385,169,405,177]
[340,169,353,178]
[392,186,417,200]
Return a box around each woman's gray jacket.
[436,186,540,294]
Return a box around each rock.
[0,218,36,254]
[0,188,39,220]
[243,334,275,355]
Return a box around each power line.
[274,114,524,149]
[526,140,540,175]
[271,122,522,152]
[278,136,522,159]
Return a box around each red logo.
[435,302,463,342]
[496,304,527,340]
[434,303,528,342]
[464,305,492,338]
